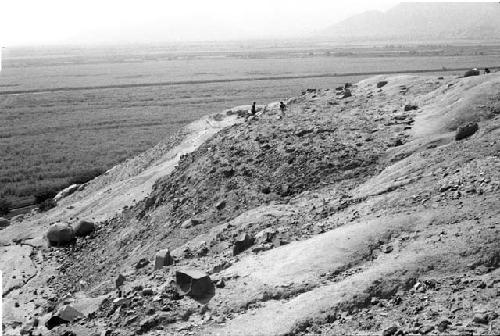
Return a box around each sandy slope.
[2,73,500,336]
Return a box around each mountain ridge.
[320,2,500,42]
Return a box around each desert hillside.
[320,2,500,41]
[1,72,500,336]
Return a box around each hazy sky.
[0,0,483,46]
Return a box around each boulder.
[255,228,276,245]
[175,269,213,298]
[45,305,84,330]
[455,122,479,141]
[135,258,149,269]
[115,273,126,288]
[0,217,10,228]
[154,249,174,270]
[376,80,388,88]
[404,104,418,111]
[47,223,75,246]
[54,184,81,202]
[73,220,95,237]
[181,218,202,229]
[215,200,226,210]
[464,69,480,77]
[233,233,255,256]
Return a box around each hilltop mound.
[2,73,500,336]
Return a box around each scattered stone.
[176,269,213,298]
[154,249,174,270]
[47,223,75,247]
[233,233,255,255]
[73,220,95,237]
[455,122,479,141]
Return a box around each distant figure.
[251,102,256,115]
[279,102,286,114]
[485,68,491,74]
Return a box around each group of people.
[248,101,287,119]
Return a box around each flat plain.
[1,41,499,208]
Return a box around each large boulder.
[175,269,213,298]
[154,249,174,270]
[45,305,84,330]
[47,223,75,246]
[73,220,95,237]
[0,217,10,229]
[455,122,479,141]
[233,233,255,256]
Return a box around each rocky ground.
[1,73,499,336]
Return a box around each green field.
[1,41,499,209]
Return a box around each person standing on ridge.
[251,102,256,115]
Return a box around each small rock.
[142,288,155,296]
[215,279,225,288]
[135,258,149,269]
[181,218,202,229]
[382,326,398,336]
[112,298,130,306]
[215,200,226,210]
[418,325,434,334]
[437,320,450,332]
[115,274,126,288]
[382,245,393,253]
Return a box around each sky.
[0,0,487,46]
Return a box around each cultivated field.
[1,41,499,209]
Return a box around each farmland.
[1,41,500,209]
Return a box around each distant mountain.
[320,2,500,42]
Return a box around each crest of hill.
[320,2,500,41]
